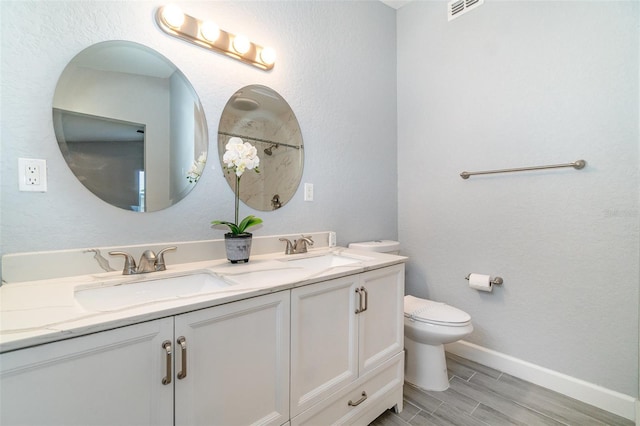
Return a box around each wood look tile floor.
[370,353,633,426]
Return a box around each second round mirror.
[218,85,303,211]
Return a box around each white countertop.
[0,247,406,353]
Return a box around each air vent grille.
[448,0,484,21]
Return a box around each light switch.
[304,183,314,201]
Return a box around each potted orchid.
[212,137,262,263]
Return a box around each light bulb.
[161,4,184,29]
[260,47,276,65]
[233,35,250,55]
[200,21,220,42]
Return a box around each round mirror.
[53,41,208,212]
[218,85,303,211]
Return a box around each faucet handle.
[155,246,177,271]
[279,238,294,255]
[293,235,314,254]
[109,251,136,275]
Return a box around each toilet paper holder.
[465,274,503,286]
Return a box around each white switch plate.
[304,183,314,201]
[329,232,336,247]
[18,158,47,192]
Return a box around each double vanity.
[0,233,406,425]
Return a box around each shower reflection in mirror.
[218,85,304,211]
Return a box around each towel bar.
[460,160,586,179]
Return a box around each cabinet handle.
[348,391,368,407]
[361,287,368,312]
[177,336,187,380]
[161,340,172,385]
[355,286,368,314]
[355,287,364,314]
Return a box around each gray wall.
[397,1,639,397]
[0,1,398,263]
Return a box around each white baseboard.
[445,340,636,422]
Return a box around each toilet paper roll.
[469,273,493,292]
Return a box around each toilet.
[348,240,473,392]
[403,295,472,391]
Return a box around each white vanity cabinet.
[290,274,360,416]
[1,257,406,426]
[0,317,175,426]
[174,290,290,426]
[290,264,405,425]
[0,290,290,426]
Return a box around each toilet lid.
[404,295,471,326]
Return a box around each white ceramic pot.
[224,232,253,263]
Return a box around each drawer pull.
[161,340,172,385]
[177,336,187,379]
[348,391,367,407]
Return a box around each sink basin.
[75,273,231,311]
[282,254,366,270]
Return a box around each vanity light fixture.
[260,47,276,66]
[200,21,220,43]
[160,4,185,29]
[232,34,250,55]
[155,5,275,71]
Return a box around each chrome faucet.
[280,235,314,255]
[109,246,177,275]
[137,250,158,273]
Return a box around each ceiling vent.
[448,0,484,21]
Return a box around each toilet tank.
[348,240,400,255]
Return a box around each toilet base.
[404,337,450,391]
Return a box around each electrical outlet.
[25,164,40,185]
[304,183,314,201]
[18,158,48,192]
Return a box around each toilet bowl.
[404,295,473,391]
[348,240,473,392]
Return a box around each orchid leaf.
[212,216,262,235]
[211,220,240,234]
[237,215,263,233]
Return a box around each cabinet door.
[174,291,290,426]
[290,275,359,417]
[358,264,404,376]
[0,318,174,426]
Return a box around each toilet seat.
[404,295,471,327]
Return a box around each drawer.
[292,351,404,426]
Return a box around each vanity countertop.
[0,247,406,353]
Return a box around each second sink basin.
[282,253,367,270]
[75,272,231,312]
